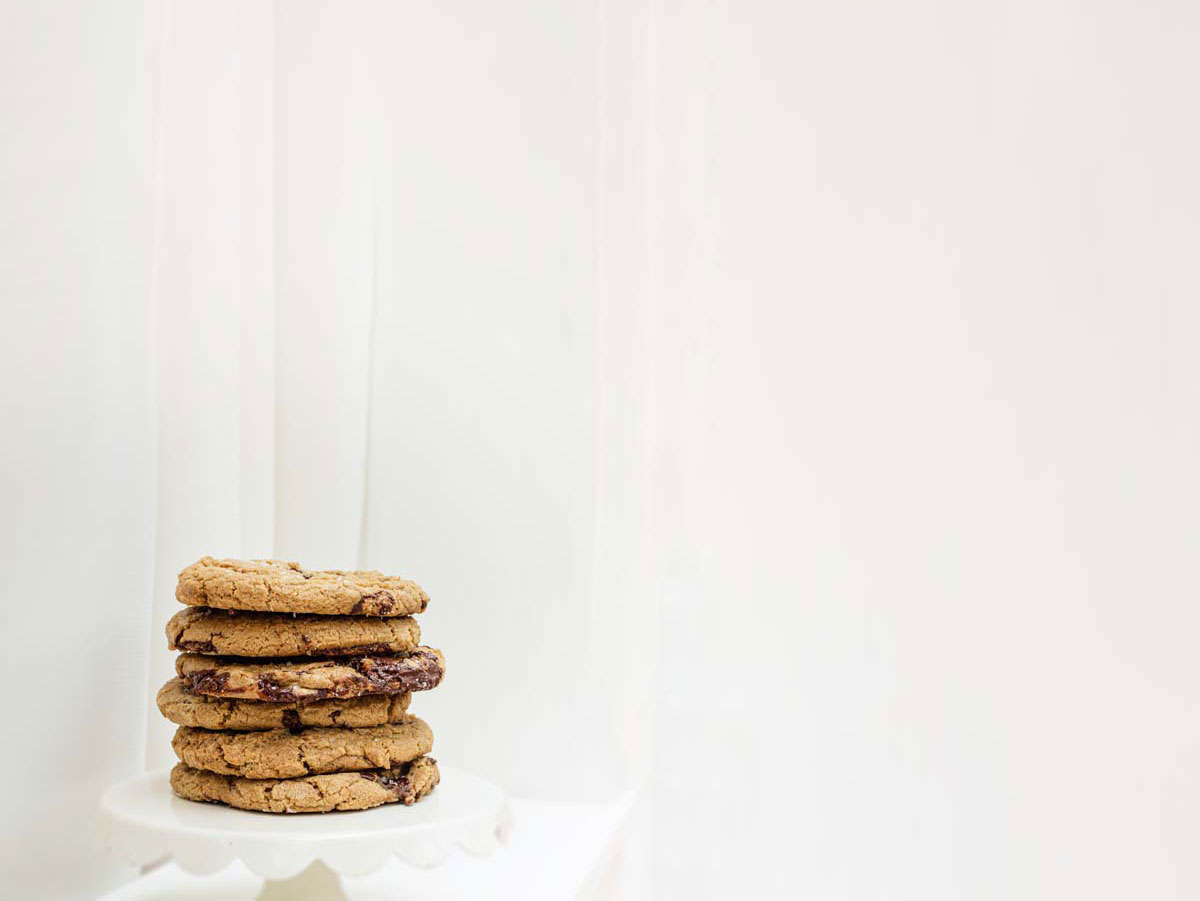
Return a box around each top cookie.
[177,557,428,616]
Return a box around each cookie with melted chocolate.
[176,647,445,702]
[156,678,412,731]
[166,607,422,657]
[171,717,433,779]
[169,756,440,812]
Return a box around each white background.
[3,1,1200,898]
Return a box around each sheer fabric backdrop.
[4,2,1200,900]
[1,2,651,896]
[1,4,157,897]
[139,0,650,804]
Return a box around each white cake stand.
[101,766,510,900]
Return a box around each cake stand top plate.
[101,766,510,880]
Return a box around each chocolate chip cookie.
[176,647,445,702]
[169,756,441,812]
[156,678,412,731]
[171,717,434,779]
[166,607,422,657]
[176,557,429,616]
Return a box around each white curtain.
[1,3,157,897]
[648,2,1200,898]
[3,2,651,897]
[4,2,1200,899]
[141,0,651,806]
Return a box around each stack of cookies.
[157,557,445,814]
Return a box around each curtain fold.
[0,2,158,895]
[273,0,379,568]
[144,0,277,768]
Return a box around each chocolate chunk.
[175,638,218,654]
[185,670,232,695]
[360,757,434,804]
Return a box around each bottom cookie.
[169,756,440,813]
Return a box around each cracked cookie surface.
[177,557,428,616]
[166,607,422,657]
[157,678,411,731]
[176,647,445,702]
[171,717,433,779]
[169,756,440,813]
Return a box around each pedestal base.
[256,861,347,901]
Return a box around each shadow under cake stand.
[101,766,510,900]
